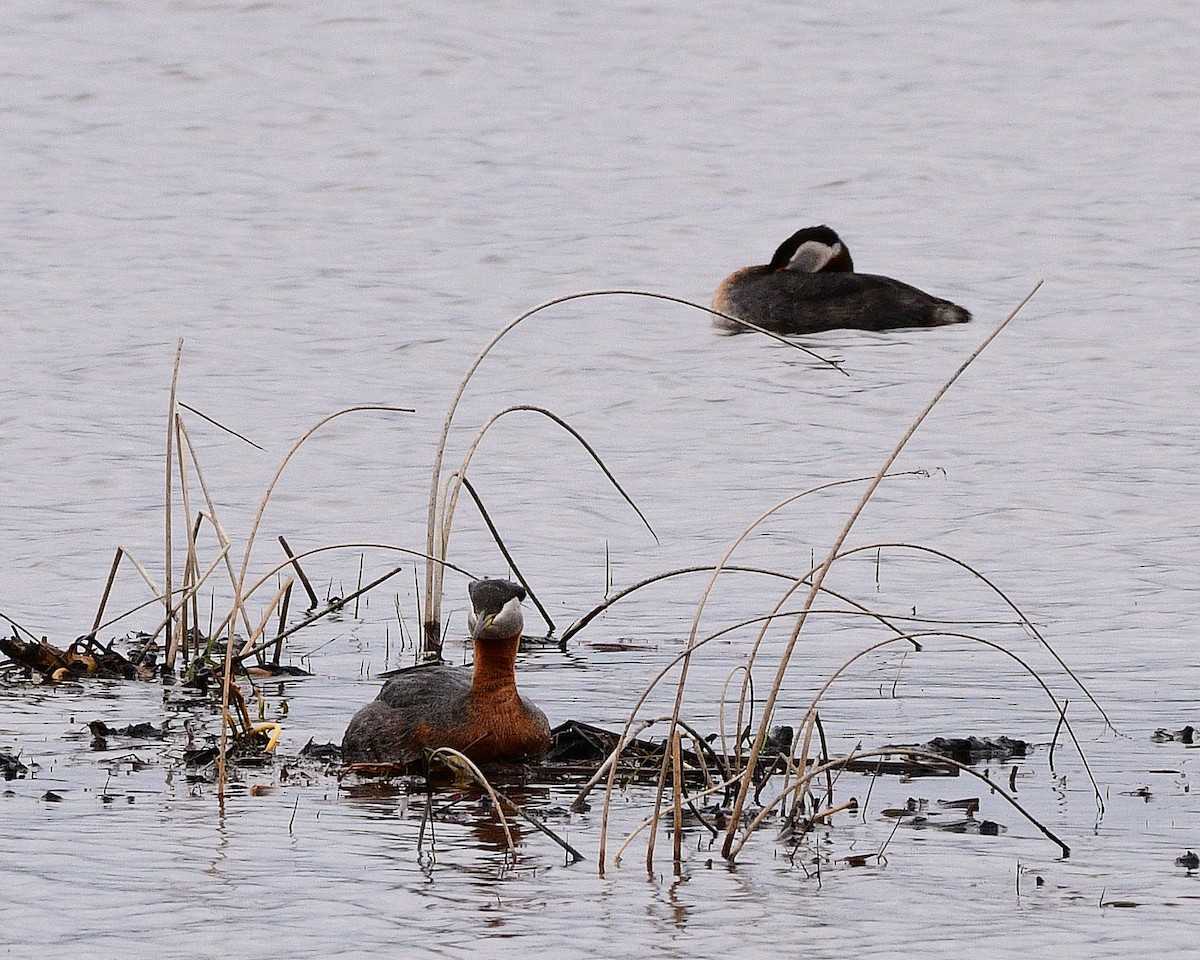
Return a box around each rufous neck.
[470,635,521,696]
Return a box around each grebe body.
[713,225,970,335]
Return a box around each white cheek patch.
[786,240,840,273]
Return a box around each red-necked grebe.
[341,579,550,765]
[713,225,971,335]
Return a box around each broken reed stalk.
[273,581,292,667]
[1048,699,1069,773]
[164,339,184,663]
[720,281,1044,860]
[279,536,320,608]
[238,577,294,656]
[122,550,164,600]
[353,554,364,619]
[188,513,204,662]
[809,711,834,810]
[0,610,41,643]
[167,413,200,668]
[458,476,554,635]
[90,548,125,635]
[179,555,192,669]
[490,788,585,864]
[422,291,845,650]
[176,401,264,450]
[807,798,857,824]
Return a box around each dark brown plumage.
[713,225,970,335]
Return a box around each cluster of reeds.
[398,281,1100,875]
[5,281,1101,874]
[27,341,419,797]
[559,281,1116,874]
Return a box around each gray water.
[3,2,1199,957]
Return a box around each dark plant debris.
[882,796,1005,836]
[88,720,170,740]
[2,750,29,781]
[1151,726,1194,744]
[1,632,153,681]
[915,736,1029,765]
[543,720,708,783]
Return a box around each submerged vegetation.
[2,282,1110,879]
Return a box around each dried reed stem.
[720,281,1043,859]
[273,581,292,667]
[90,548,125,635]
[731,746,1070,860]
[239,578,294,655]
[458,476,554,634]
[164,340,184,660]
[279,536,320,608]
[166,414,199,668]
[671,731,684,875]
[175,419,252,643]
[427,748,518,863]
[232,405,413,644]
[422,290,844,648]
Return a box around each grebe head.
[467,578,527,642]
[767,225,855,274]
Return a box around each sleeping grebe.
[712,225,971,335]
[341,579,550,765]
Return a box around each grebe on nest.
[341,579,550,765]
[712,225,970,335]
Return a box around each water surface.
[2,2,1199,957]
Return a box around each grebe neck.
[469,635,522,696]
